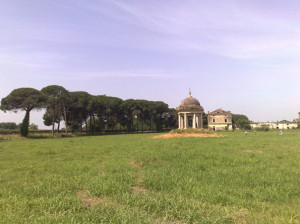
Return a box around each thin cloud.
[98,0,300,59]
[56,70,184,81]
[0,51,69,68]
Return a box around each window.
[225,119,227,123]
[213,119,215,122]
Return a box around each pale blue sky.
[1,0,300,128]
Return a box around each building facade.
[293,112,300,122]
[176,91,204,129]
[250,122,298,130]
[208,109,232,131]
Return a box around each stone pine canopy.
[176,91,203,111]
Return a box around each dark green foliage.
[117,99,172,132]
[20,110,30,136]
[29,123,38,130]
[0,88,47,112]
[232,114,249,121]
[164,108,178,129]
[1,88,47,137]
[202,112,208,128]
[41,85,68,135]
[232,114,250,129]
[0,122,18,130]
[1,86,177,135]
[68,91,93,133]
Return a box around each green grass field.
[1,131,300,223]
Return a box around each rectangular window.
[225,119,227,122]
[213,119,215,122]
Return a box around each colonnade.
[178,112,203,129]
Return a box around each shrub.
[244,124,251,130]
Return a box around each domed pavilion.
[176,90,204,129]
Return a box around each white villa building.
[250,122,298,130]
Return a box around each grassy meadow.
[0,131,300,223]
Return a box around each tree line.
[0,85,178,136]
[0,122,38,130]
[0,122,19,130]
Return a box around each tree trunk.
[89,115,92,132]
[57,121,60,133]
[52,107,55,136]
[20,110,30,137]
[52,122,55,135]
[98,116,102,133]
[85,118,88,132]
[63,103,68,134]
[132,117,134,131]
[92,115,95,132]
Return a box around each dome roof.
[180,96,200,107]
[177,91,203,111]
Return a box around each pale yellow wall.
[208,114,232,125]
[208,124,232,131]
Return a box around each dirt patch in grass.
[77,190,114,207]
[153,133,223,139]
[243,150,263,154]
[131,186,148,194]
[129,160,143,167]
[230,208,251,224]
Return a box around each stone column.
[196,115,199,128]
[181,115,183,129]
[184,113,187,129]
[178,113,181,129]
[193,113,196,129]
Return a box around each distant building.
[176,90,204,129]
[250,121,298,130]
[293,112,300,122]
[208,109,232,131]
